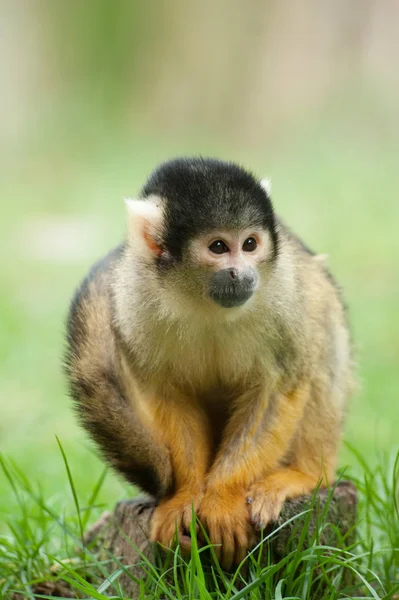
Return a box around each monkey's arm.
[198,381,312,568]
[149,393,212,548]
[206,381,311,490]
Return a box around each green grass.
[0,97,398,596]
[0,447,398,598]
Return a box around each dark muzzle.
[209,268,258,308]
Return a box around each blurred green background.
[0,1,398,515]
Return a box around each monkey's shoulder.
[65,244,124,361]
[70,243,123,304]
[277,217,345,299]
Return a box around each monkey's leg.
[247,386,342,530]
[149,395,212,550]
[198,382,310,569]
[71,374,173,499]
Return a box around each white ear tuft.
[124,197,164,256]
[124,198,161,221]
[260,178,272,196]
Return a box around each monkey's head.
[125,158,278,318]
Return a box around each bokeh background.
[1,1,398,513]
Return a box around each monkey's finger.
[182,510,200,538]
[179,533,193,556]
[234,528,249,566]
[196,518,209,546]
[210,524,222,563]
[252,517,266,531]
[160,521,181,549]
[234,541,247,567]
[249,499,270,531]
[248,507,261,528]
[269,495,284,522]
[253,494,282,529]
[220,529,235,571]
[249,526,258,549]
[150,522,163,544]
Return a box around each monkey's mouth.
[209,286,255,308]
[208,268,258,308]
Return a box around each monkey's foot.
[150,490,203,552]
[198,487,256,570]
[247,468,319,530]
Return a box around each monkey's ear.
[260,178,272,197]
[124,198,163,257]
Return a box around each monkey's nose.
[229,269,238,280]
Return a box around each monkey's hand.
[198,485,256,570]
[247,469,318,530]
[150,488,203,552]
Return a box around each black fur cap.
[140,157,278,262]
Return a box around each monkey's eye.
[242,237,257,252]
[209,240,229,254]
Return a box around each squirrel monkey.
[64,158,353,569]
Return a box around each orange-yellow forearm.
[205,382,310,492]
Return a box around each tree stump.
[85,481,357,597]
